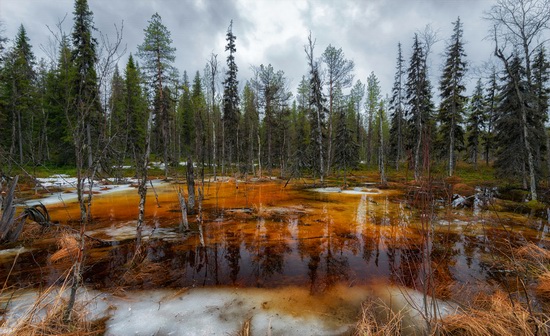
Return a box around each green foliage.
[438,17,467,175]
[389,43,406,168]
[493,54,545,182]
[222,20,240,165]
[2,25,37,165]
[405,34,435,179]
[466,79,485,166]
[137,12,176,174]
[178,72,193,158]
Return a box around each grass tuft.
[435,291,548,336]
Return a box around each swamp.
[1,171,550,335]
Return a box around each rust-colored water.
[2,180,549,298]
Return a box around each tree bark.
[186,157,195,214]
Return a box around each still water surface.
[2,180,549,297]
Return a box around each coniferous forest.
[0,0,548,195]
[1,0,550,335]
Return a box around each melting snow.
[311,187,381,195]
[1,284,456,336]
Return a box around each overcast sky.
[1,0,500,99]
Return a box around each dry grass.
[235,317,251,336]
[435,291,548,336]
[354,298,404,336]
[515,243,550,265]
[3,283,104,336]
[120,257,165,287]
[50,233,80,263]
[536,271,550,300]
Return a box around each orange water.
[2,180,548,297]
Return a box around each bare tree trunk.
[327,86,333,174]
[257,131,262,178]
[136,112,153,251]
[17,110,23,164]
[86,123,93,169]
[448,117,455,176]
[379,111,387,185]
[186,157,195,214]
[415,122,422,181]
[213,121,217,180]
[177,188,189,232]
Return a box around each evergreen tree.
[124,54,148,167]
[405,34,434,180]
[251,64,292,176]
[438,17,467,176]
[177,71,193,158]
[222,20,240,170]
[482,67,499,166]
[365,72,381,166]
[3,25,36,165]
[350,79,366,159]
[494,54,528,182]
[108,65,127,177]
[191,71,207,165]
[46,35,74,165]
[333,97,358,186]
[137,12,176,177]
[71,0,102,169]
[305,33,327,183]
[322,44,354,172]
[466,79,485,168]
[388,43,406,170]
[34,59,51,164]
[532,47,550,148]
[241,82,259,173]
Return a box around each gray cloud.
[1,0,502,100]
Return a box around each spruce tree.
[405,34,434,180]
[388,43,406,170]
[305,33,327,183]
[466,79,485,168]
[241,82,259,173]
[108,65,127,177]
[177,71,193,158]
[350,79,365,159]
[71,0,102,169]
[333,97,358,186]
[191,71,207,164]
[124,54,148,168]
[47,35,73,165]
[137,12,176,177]
[222,20,240,171]
[366,72,381,167]
[483,67,499,166]
[438,17,467,176]
[3,25,36,165]
[495,55,526,181]
[322,44,354,172]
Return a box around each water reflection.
[1,181,548,297]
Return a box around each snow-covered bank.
[25,176,168,207]
[1,284,456,336]
[311,186,381,195]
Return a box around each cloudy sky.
[1,0,500,98]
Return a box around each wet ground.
[2,177,550,334]
[2,178,549,296]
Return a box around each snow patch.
[311,187,381,195]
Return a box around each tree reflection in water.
[1,181,546,297]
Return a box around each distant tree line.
[0,0,549,199]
